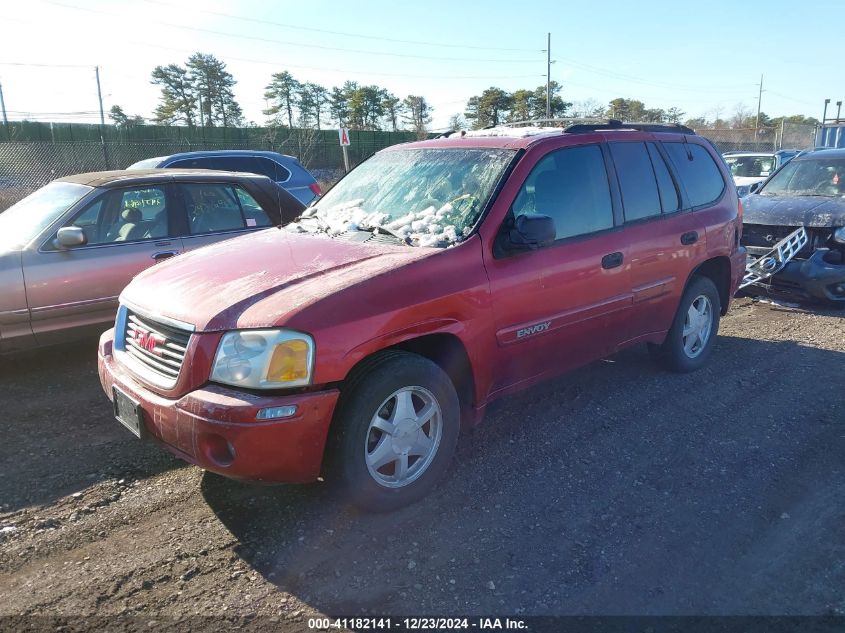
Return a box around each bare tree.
[731,102,753,129]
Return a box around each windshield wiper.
[291,211,331,233]
[358,225,412,245]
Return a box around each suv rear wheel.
[650,275,721,373]
[330,351,460,512]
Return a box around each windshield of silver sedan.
[288,148,516,247]
[0,182,92,250]
[761,157,845,197]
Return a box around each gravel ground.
[0,297,843,627]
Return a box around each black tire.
[650,275,721,373]
[328,351,460,512]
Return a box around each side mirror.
[508,213,556,249]
[749,182,762,194]
[55,226,87,248]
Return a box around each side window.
[168,158,204,169]
[170,157,250,173]
[198,156,257,174]
[65,197,106,245]
[609,142,661,222]
[646,143,680,213]
[182,184,247,235]
[68,186,168,245]
[512,144,614,241]
[255,158,291,182]
[234,188,272,227]
[212,157,260,174]
[72,198,104,228]
[663,142,726,208]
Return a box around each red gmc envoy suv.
[98,121,747,511]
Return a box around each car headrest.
[121,208,142,223]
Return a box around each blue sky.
[1,0,838,129]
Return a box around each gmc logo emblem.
[134,330,164,355]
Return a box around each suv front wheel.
[650,275,721,373]
[330,351,460,512]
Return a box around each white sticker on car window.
[246,218,257,227]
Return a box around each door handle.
[680,231,699,245]
[601,251,624,269]
[152,250,179,262]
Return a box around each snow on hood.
[294,198,470,247]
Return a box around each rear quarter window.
[254,157,291,182]
[663,142,726,208]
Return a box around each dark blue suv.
[128,150,321,205]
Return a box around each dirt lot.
[0,297,843,627]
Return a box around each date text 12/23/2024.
[307,617,528,630]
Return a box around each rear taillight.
[737,199,744,243]
[309,182,322,196]
[737,198,744,221]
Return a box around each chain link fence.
[697,122,816,154]
[1,123,821,211]
[0,131,416,211]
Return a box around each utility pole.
[546,32,551,119]
[95,66,109,168]
[0,79,9,140]
[755,74,763,131]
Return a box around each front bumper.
[97,328,339,483]
[745,247,845,303]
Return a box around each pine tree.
[151,64,197,126]
[264,71,301,128]
[186,53,242,127]
[402,95,432,138]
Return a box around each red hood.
[121,229,434,331]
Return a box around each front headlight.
[210,329,314,389]
[834,227,845,244]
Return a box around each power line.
[139,0,540,53]
[0,61,92,69]
[44,1,541,64]
[559,57,753,94]
[766,90,820,108]
[0,59,543,82]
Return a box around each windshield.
[292,148,516,247]
[0,182,92,250]
[761,157,845,197]
[725,155,775,179]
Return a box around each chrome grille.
[123,311,191,383]
[742,224,830,259]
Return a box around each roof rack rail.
[564,119,696,135]
[500,117,605,128]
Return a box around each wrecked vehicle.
[741,147,845,305]
[98,121,746,511]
